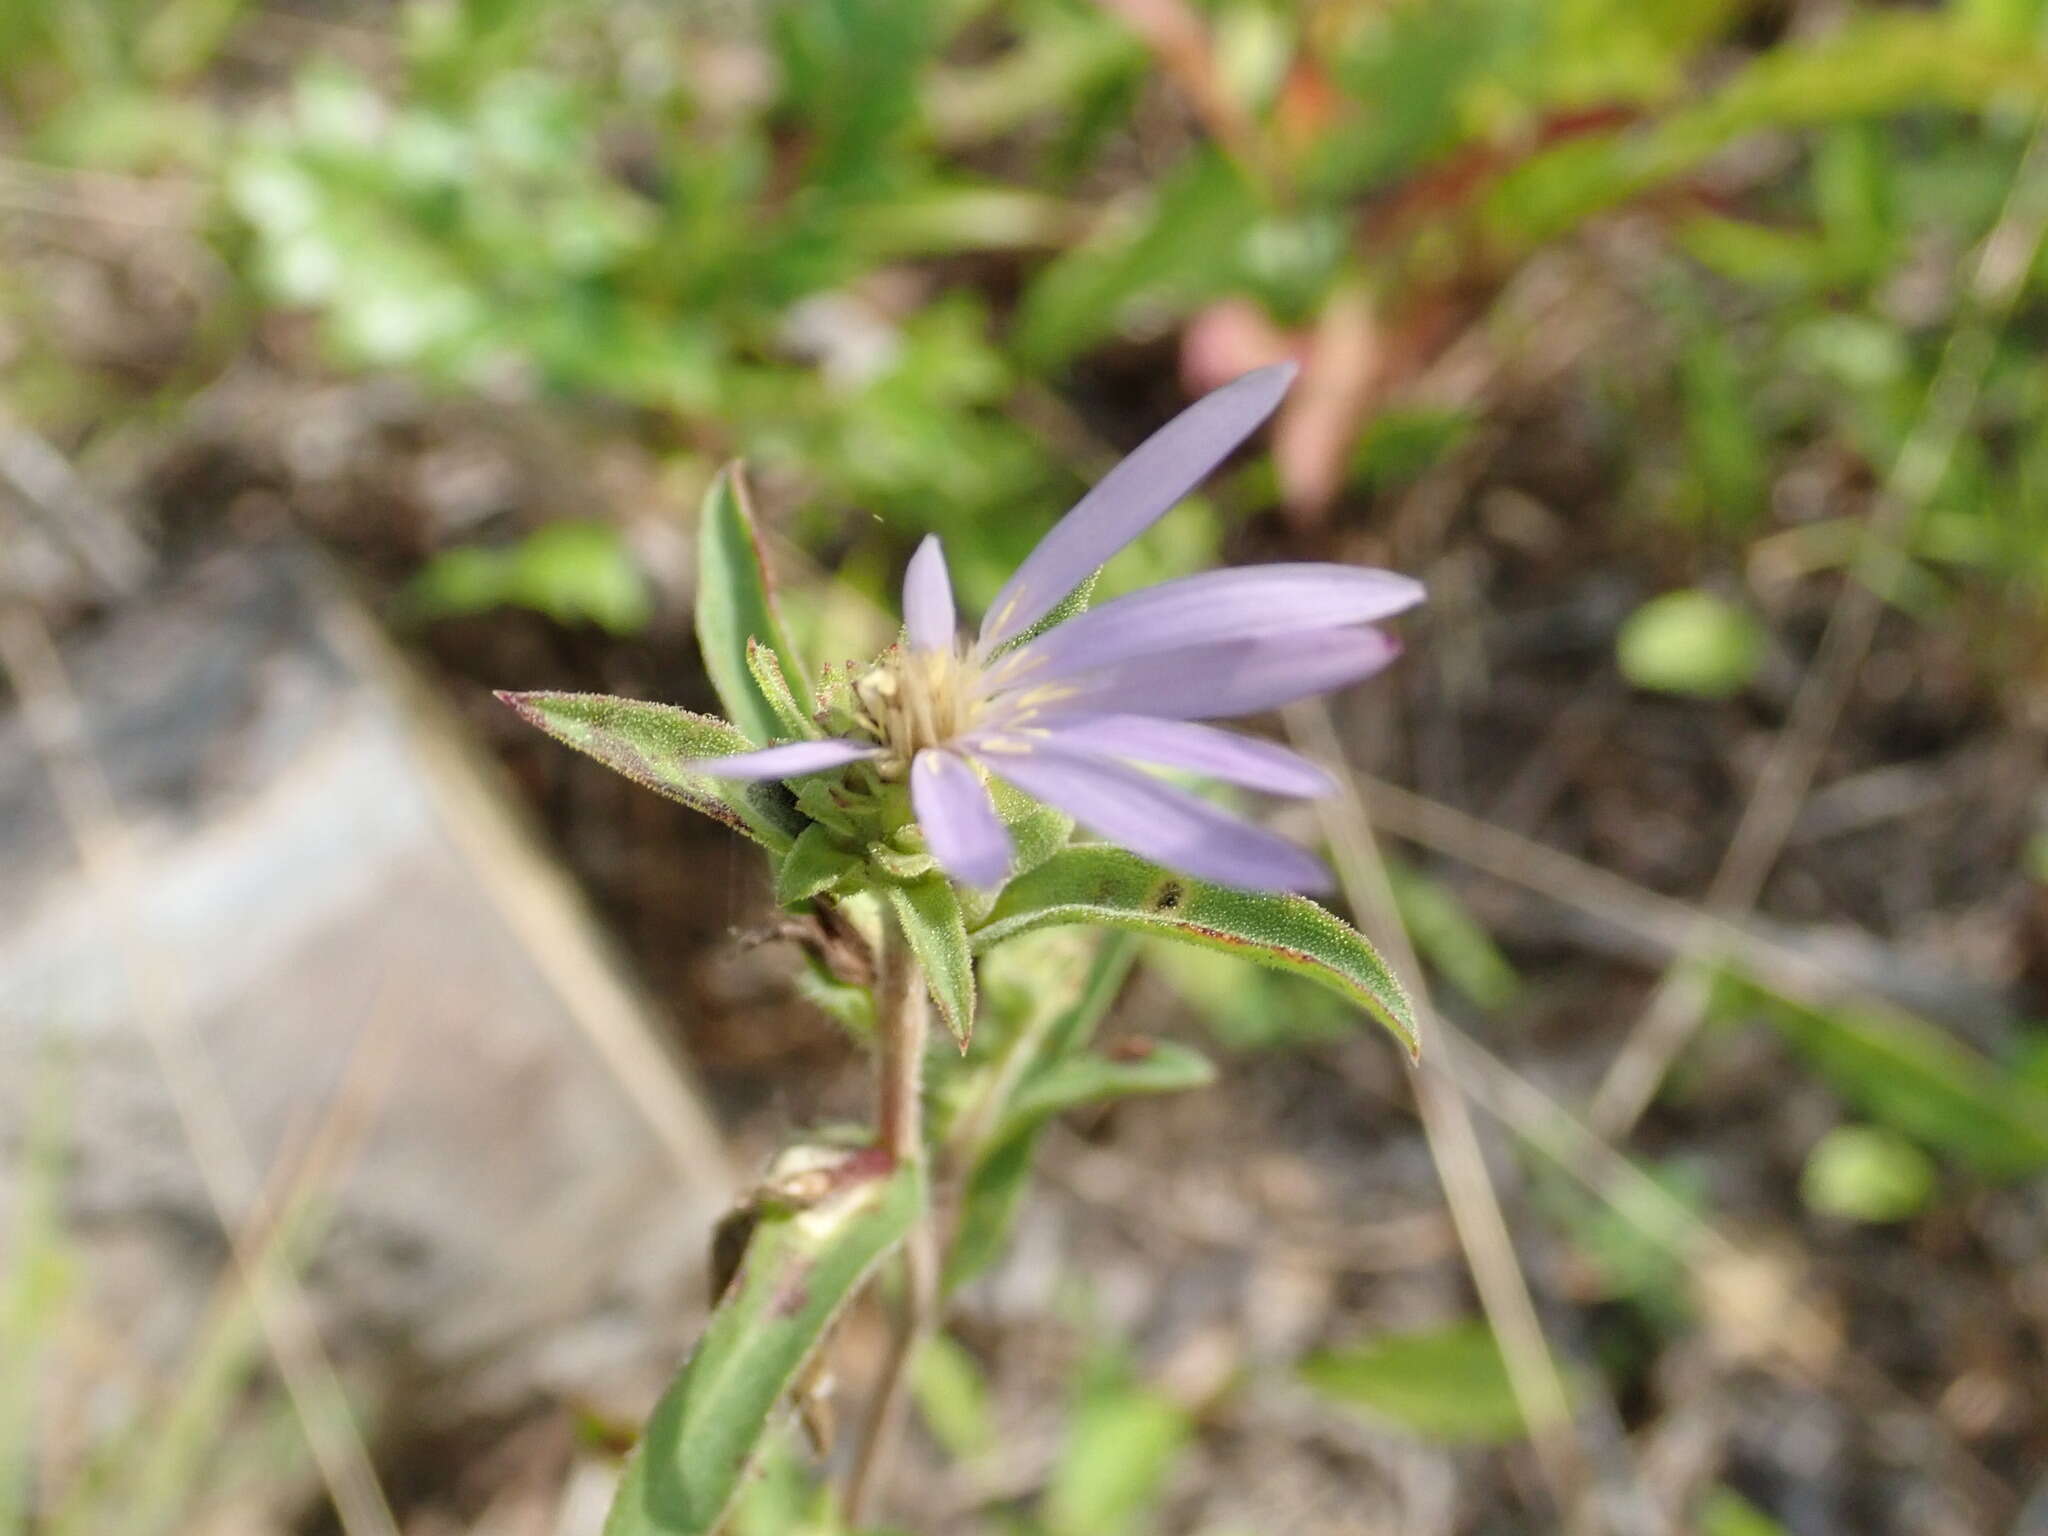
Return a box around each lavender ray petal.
[977,363,1296,653]
[1021,714,1337,798]
[911,749,1012,888]
[901,534,957,654]
[983,627,1399,725]
[975,741,1330,892]
[984,562,1423,689]
[687,738,882,779]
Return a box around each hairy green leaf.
[495,691,803,849]
[972,847,1417,1057]
[746,637,817,740]
[697,464,811,747]
[603,1149,921,1536]
[775,825,863,907]
[888,877,976,1046]
[990,569,1099,658]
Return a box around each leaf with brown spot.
[972,846,1416,1057]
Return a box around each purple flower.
[690,364,1423,892]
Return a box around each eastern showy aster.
[687,364,1423,892]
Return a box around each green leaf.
[1003,1042,1215,1131]
[988,776,1073,880]
[887,878,976,1047]
[496,691,804,849]
[406,522,651,634]
[945,1130,1036,1299]
[746,637,817,741]
[1043,1361,1191,1536]
[1616,590,1765,699]
[1699,1488,1793,1536]
[1015,149,1261,368]
[1300,1321,1531,1445]
[1483,14,2048,254]
[1720,979,2048,1180]
[603,1148,921,1536]
[1033,930,1140,1065]
[794,956,875,1039]
[910,1334,996,1461]
[1147,940,1355,1051]
[972,847,1417,1058]
[775,825,863,908]
[989,569,1099,659]
[1383,857,1521,1012]
[1800,1124,1936,1224]
[945,936,1137,1295]
[697,464,811,747]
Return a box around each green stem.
[846,912,936,1525]
[873,911,930,1164]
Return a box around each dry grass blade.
[1285,699,1603,1532]
[1352,776,1963,1031]
[105,986,408,1535]
[1345,776,2015,1525]
[1441,1027,2013,1527]
[0,403,152,595]
[314,597,735,1187]
[1590,117,2048,1138]
[0,601,403,1536]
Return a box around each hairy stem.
[846,913,936,1524]
[872,913,929,1163]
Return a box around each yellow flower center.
[854,646,979,776]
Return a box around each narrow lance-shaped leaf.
[972,846,1418,1058]
[943,1048,1210,1299]
[887,877,976,1047]
[698,464,813,746]
[943,935,1140,1295]
[1003,1041,1215,1131]
[603,1149,922,1536]
[746,637,819,740]
[989,568,1100,659]
[1300,1321,1536,1446]
[496,691,804,849]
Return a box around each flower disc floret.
[854,645,981,778]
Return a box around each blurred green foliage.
[11,0,2048,624]
[1800,1123,1938,1223]
[1299,1319,1536,1444]
[404,521,651,632]
[10,1,2048,1530]
[1714,975,2048,1180]
[1616,589,1766,698]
